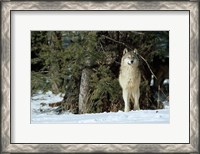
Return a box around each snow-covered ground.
[31,91,169,124]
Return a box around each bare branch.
[102,35,133,51]
[99,41,105,53]
[101,34,157,80]
[137,54,158,80]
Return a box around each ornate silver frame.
[1,1,199,153]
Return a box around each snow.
[163,79,169,84]
[31,91,169,124]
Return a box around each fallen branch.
[49,101,62,107]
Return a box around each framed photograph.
[1,1,199,153]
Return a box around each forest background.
[31,31,169,114]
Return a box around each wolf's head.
[121,48,139,66]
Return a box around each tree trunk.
[79,68,92,114]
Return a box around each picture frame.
[1,1,199,153]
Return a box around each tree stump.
[79,68,92,114]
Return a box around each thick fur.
[119,48,141,112]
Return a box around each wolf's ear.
[123,48,128,55]
[133,48,138,54]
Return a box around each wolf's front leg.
[133,91,140,110]
[123,90,130,112]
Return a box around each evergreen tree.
[31,31,169,114]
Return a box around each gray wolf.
[119,48,141,112]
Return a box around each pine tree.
[31,31,169,114]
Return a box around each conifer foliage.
[31,31,169,114]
